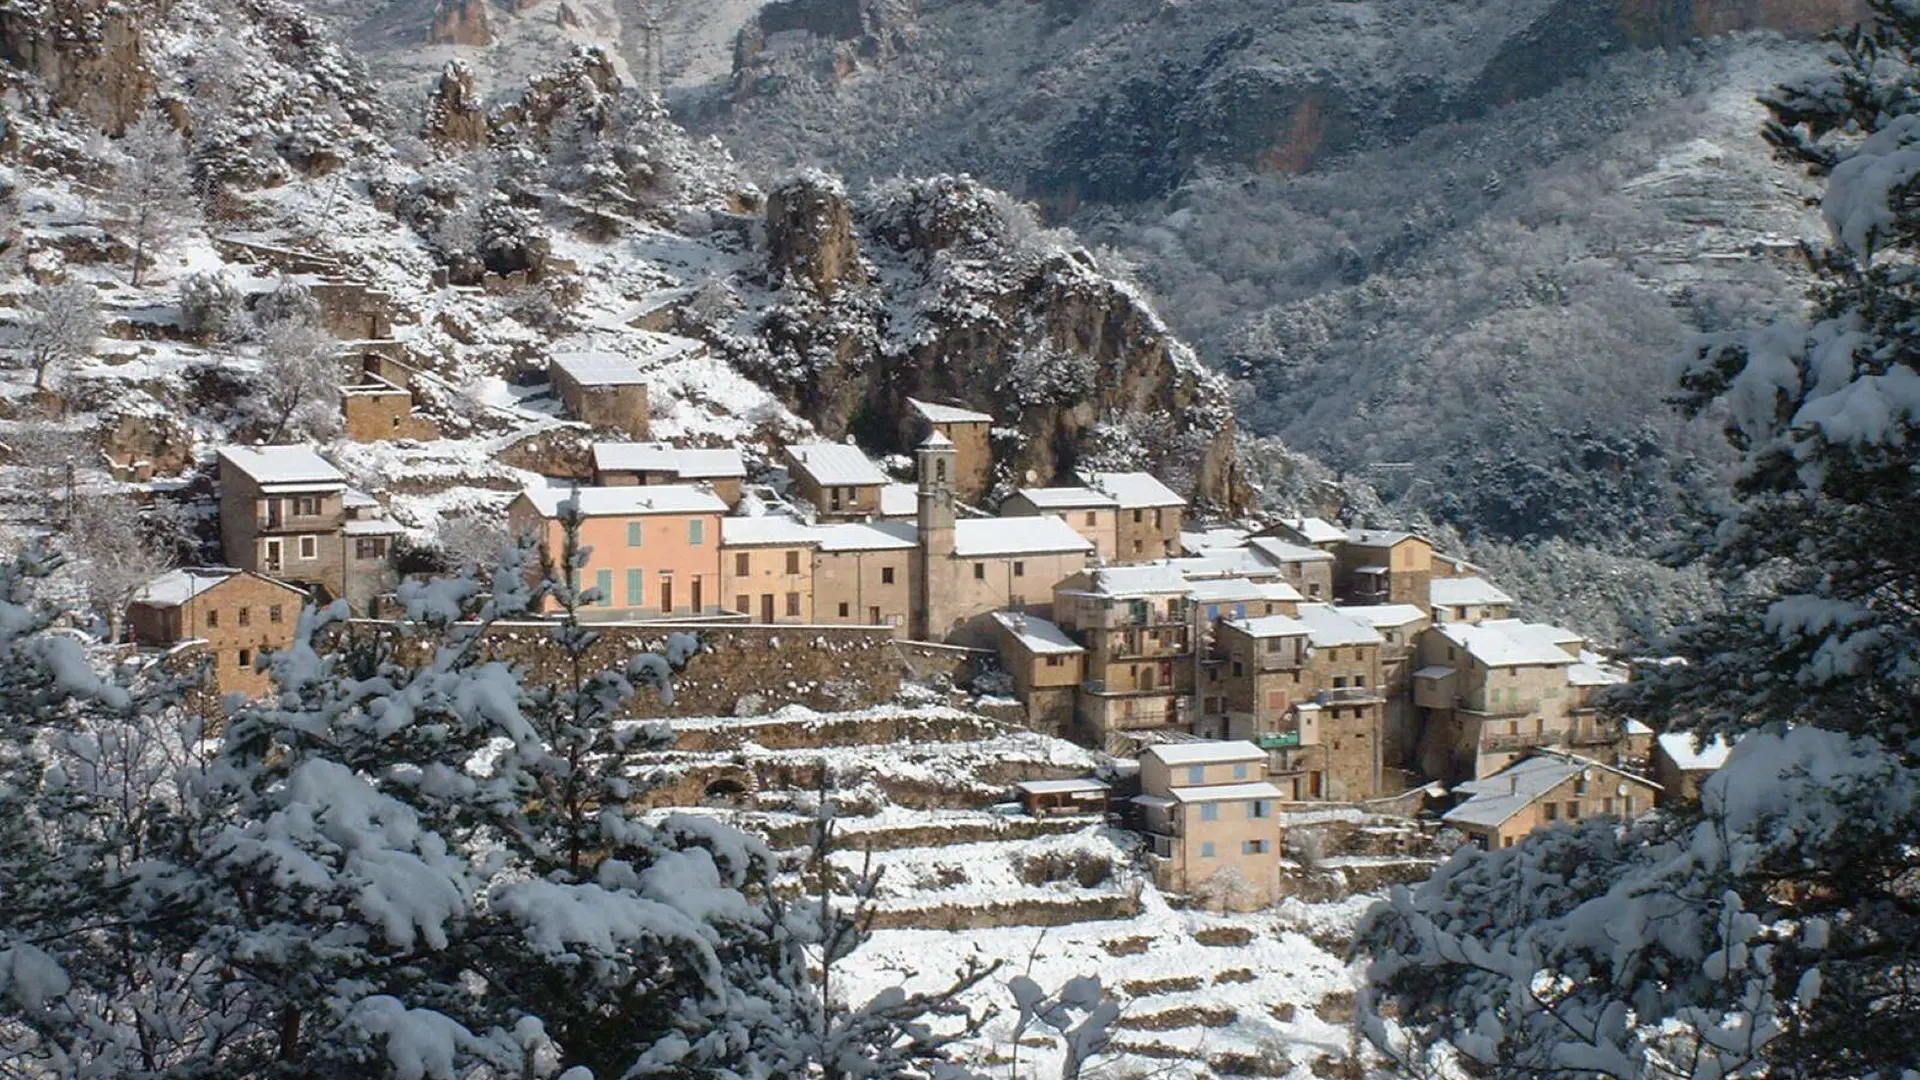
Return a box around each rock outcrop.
[765,171,865,299]
[422,61,488,148]
[0,0,155,134]
[428,0,492,46]
[741,173,1243,510]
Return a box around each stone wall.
[370,620,906,720]
[894,640,990,686]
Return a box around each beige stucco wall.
[811,546,914,634]
[720,542,816,623]
[931,549,1088,644]
[792,473,882,520]
[1002,497,1118,563]
[509,497,723,617]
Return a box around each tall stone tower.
[916,432,957,641]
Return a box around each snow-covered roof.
[1011,486,1118,511]
[1080,564,1188,597]
[991,611,1085,655]
[1015,778,1108,796]
[519,485,727,518]
[1295,603,1385,648]
[1249,536,1337,564]
[1187,577,1298,604]
[1437,621,1578,668]
[1083,471,1186,509]
[920,430,954,449]
[879,483,917,517]
[953,516,1093,558]
[1142,740,1266,766]
[1181,527,1251,553]
[1346,528,1424,548]
[133,568,240,608]
[721,517,820,547]
[786,442,888,487]
[1445,753,1658,829]
[1343,604,1428,628]
[1166,549,1284,580]
[1167,781,1286,804]
[551,352,646,386]
[1225,614,1310,639]
[593,443,748,480]
[1568,657,1627,687]
[219,445,346,487]
[1484,618,1584,653]
[909,398,993,424]
[1279,517,1345,544]
[1413,665,1456,680]
[1430,576,1514,607]
[342,519,405,536]
[1657,732,1734,771]
[813,521,917,552]
[344,488,378,510]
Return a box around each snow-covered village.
[1,0,1917,1077]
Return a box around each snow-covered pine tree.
[1354,5,1920,1076]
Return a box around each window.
[299,536,317,560]
[269,605,283,624]
[1013,561,1025,577]
[838,602,850,618]
[1333,676,1348,688]
[1188,765,1206,784]
[1231,661,1243,677]
[237,648,252,667]
[238,607,251,627]
[294,496,321,516]
[206,610,219,629]
[785,592,801,617]
[785,551,800,575]
[736,552,751,576]
[1250,800,1270,818]
[1132,540,1143,554]
[1232,763,1249,780]
[1085,511,1096,526]
[935,459,947,482]
[973,563,985,580]
[1503,836,1514,848]
[1456,605,1468,619]
[736,594,751,614]
[1603,797,1615,814]
[1308,583,1321,597]
[1356,674,1367,687]
[629,569,645,606]
[1200,841,1216,859]
[1154,508,1163,528]
[688,520,705,545]
[595,569,613,606]
[1045,655,1063,668]
[355,537,387,560]
[1132,509,1143,523]
[1242,839,1267,855]
[881,566,895,585]
[1564,801,1580,819]
[1200,803,1220,822]
[1544,803,1559,822]
[628,522,644,547]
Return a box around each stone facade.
[1338,531,1433,607]
[720,532,816,623]
[552,359,651,439]
[811,531,914,634]
[343,378,437,442]
[127,569,308,701]
[908,398,994,505]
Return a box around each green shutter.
[626,568,643,605]
[595,569,613,606]
[689,519,704,545]
[627,521,643,546]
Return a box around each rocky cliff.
[724,172,1243,509]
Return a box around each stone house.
[1443,751,1661,849]
[907,397,994,504]
[342,374,438,442]
[1187,575,1303,668]
[1412,619,1621,784]
[218,446,395,614]
[507,485,727,619]
[810,521,916,634]
[1083,471,1186,563]
[1337,529,1434,607]
[592,442,747,506]
[1343,604,1431,774]
[1650,732,1733,806]
[1000,486,1121,564]
[1206,614,1312,747]
[1271,516,1346,552]
[127,567,310,701]
[720,516,818,623]
[990,610,1086,736]
[916,437,1094,644]
[1134,741,1284,909]
[1052,564,1194,745]
[1013,777,1109,818]
[1247,535,1337,601]
[1428,575,1514,625]
[785,441,889,521]
[550,353,651,438]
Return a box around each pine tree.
[1354,6,1920,1076]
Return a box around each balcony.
[1480,730,1559,753]
[1254,652,1305,673]
[1457,696,1538,719]
[1315,686,1384,706]
[1257,730,1302,749]
[1147,832,1176,859]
